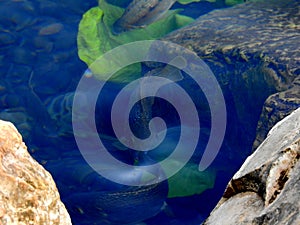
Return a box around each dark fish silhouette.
[113,0,177,34]
[128,64,183,139]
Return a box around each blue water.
[0,1,253,225]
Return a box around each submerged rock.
[38,22,64,36]
[0,120,72,225]
[154,2,300,222]
[203,107,300,225]
[0,0,298,224]
[160,0,300,151]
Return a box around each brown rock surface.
[0,120,72,225]
[156,1,300,223]
[203,107,300,225]
[160,0,300,150]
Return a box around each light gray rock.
[203,107,300,225]
[0,120,72,225]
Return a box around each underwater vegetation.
[68,0,252,224]
[77,0,247,83]
[1,0,298,224]
[77,0,194,82]
[0,0,269,224]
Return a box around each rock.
[9,47,36,65]
[0,0,298,224]
[29,64,73,95]
[51,28,77,50]
[33,36,54,53]
[160,0,300,151]
[0,1,36,31]
[38,23,64,36]
[0,120,72,225]
[6,64,32,84]
[203,107,300,225]
[253,83,300,149]
[0,108,32,141]
[0,32,17,46]
[0,94,21,108]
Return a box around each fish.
[127,64,183,140]
[140,64,183,117]
[63,180,168,225]
[113,0,177,34]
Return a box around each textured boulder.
[161,0,300,150]
[254,80,300,149]
[0,120,72,225]
[203,107,300,225]
[157,2,300,222]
